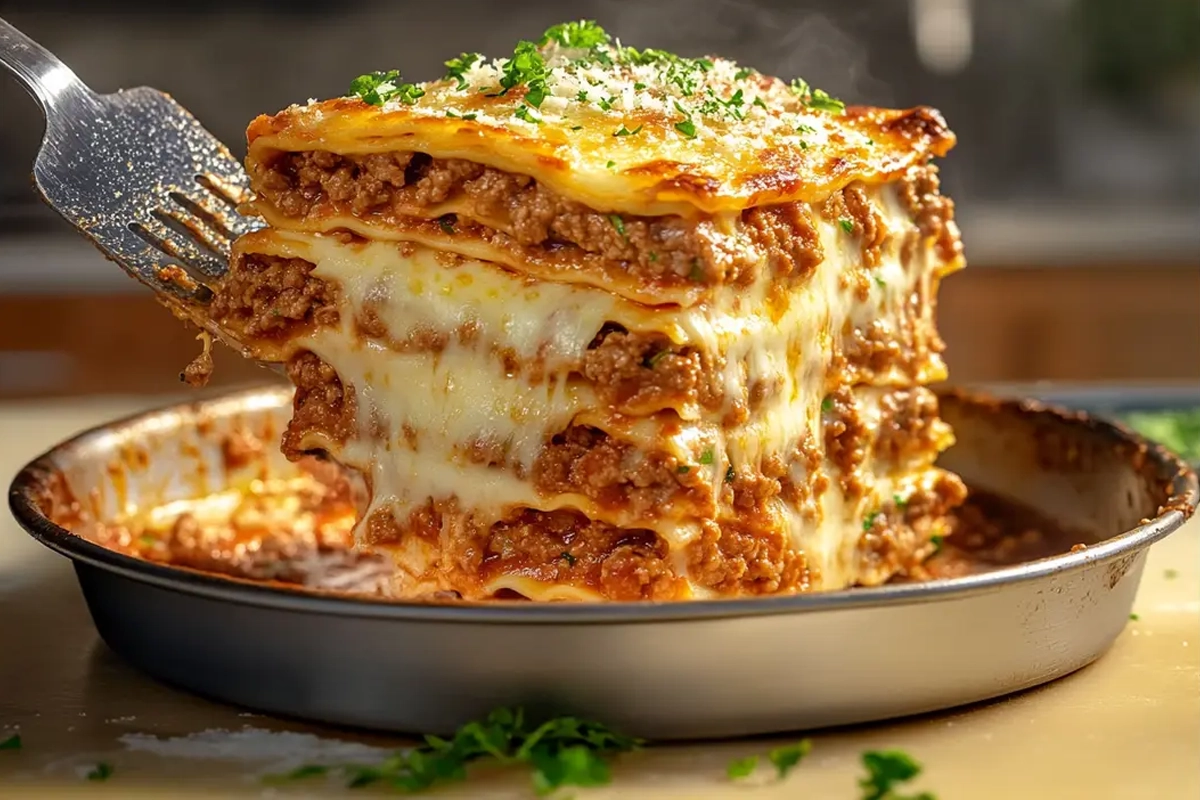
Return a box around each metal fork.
[0,17,263,352]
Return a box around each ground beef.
[685,520,812,594]
[873,388,942,466]
[823,386,872,499]
[856,471,968,585]
[581,326,717,413]
[255,150,824,286]
[532,426,711,518]
[897,163,962,264]
[210,253,340,343]
[280,351,357,460]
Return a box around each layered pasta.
[211,21,967,601]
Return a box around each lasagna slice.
[212,21,967,601]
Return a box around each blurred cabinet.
[0,266,1196,399]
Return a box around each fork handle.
[0,16,95,116]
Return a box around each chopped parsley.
[727,755,758,779]
[541,19,611,49]
[86,762,114,781]
[769,739,812,779]
[576,89,589,102]
[677,465,692,474]
[796,123,816,134]
[1165,569,1180,579]
[499,40,549,108]
[444,52,482,90]
[929,534,944,554]
[265,707,641,796]
[689,258,705,281]
[634,81,647,90]
[698,449,715,466]
[560,551,577,566]
[863,511,881,531]
[789,77,846,114]
[514,105,542,124]
[438,216,457,235]
[597,96,613,111]
[606,160,616,169]
[893,493,908,509]
[1120,408,1200,463]
[446,109,478,121]
[753,96,768,109]
[648,251,658,262]
[821,396,834,413]
[613,124,643,136]
[0,734,20,750]
[674,117,697,138]
[608,214,626,237]
[1130,612,1140,621]
[734,66,757,80]
[874,275,887,289]
[859,750,934,800]
[839,217,855,234]
[350,70,425,106]
[727,739,812,782]
[646,349,670,368]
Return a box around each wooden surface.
[0,265,1198,398]
[0,396,1197,798]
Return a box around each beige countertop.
[1,396,1197,799]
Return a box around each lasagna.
[208,21,968,602]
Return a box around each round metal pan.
[7,387,1197,740]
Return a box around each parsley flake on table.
[726,755,758,779]
[0,734,20,750]
[768,739,812,779]
[264,707,642,796]
[86,762,114,781]
[859,749,935,800]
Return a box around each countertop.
[1,396,1198,799]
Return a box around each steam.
[596,0,894,106]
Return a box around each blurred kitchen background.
[0,0,1196,398]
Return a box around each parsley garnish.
[438,216,457,235]
[769,739,812,779]
[821,396,834,413]
[727,755,757,779]
[789,77,846,114]
[874,275,887,288]
[446,110,479,121]
[734,67,756,80]
[929,534,944,554]
[646,349,670,368]
[514,105,542,124]
[839,218,855,234]
[698,449,715,466]
[499,40,548,107]
[86,763,114,781]
[863,511,880,531]
[350,70,425,106]
[576,89,589,102]
[606,160,616,169]
[753,96,768,109]
[541,20,611,49]
[648,251,658,262]
[1130,612,1140,621]
[633,82,647,90]
[0,734,20,750]
[561,552,577,566]
[674,118,697,138]
[608,214,626,237]
[267,708,641,796]
[444,52,482,90]
[797,123,816,134]
[893,493,908,509]
[689,258,705,281]
[677,465,691,474]
[597,96,614,111]
[859,750,934,800]
[614,124,643,136]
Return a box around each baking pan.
[7,387,1197,740]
